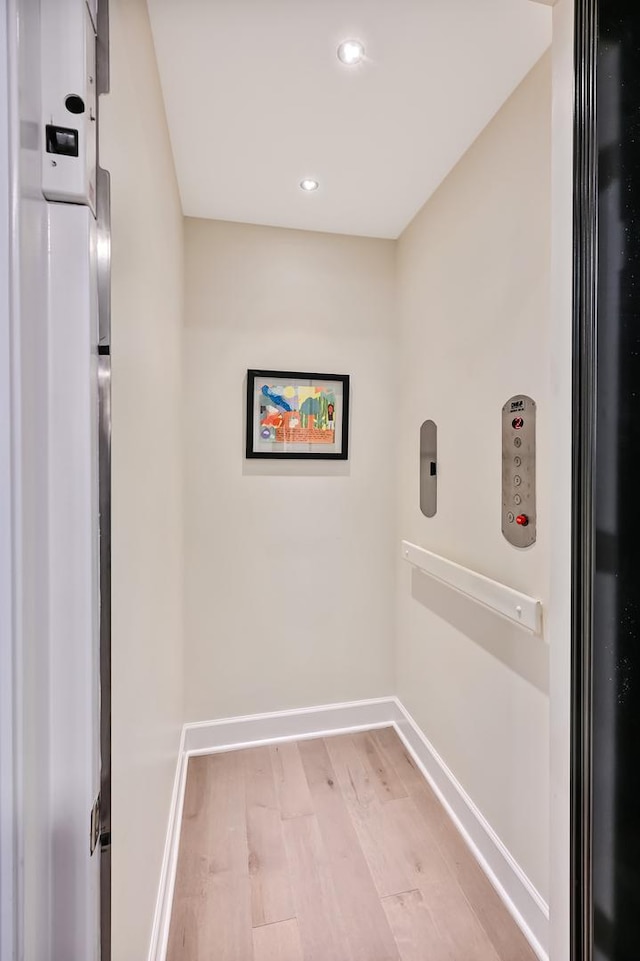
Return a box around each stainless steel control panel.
[502,395,536,548]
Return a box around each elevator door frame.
[0,4,17,958]
[571,0,599,960]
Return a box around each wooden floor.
[167,727,537,961]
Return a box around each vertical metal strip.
[97,347,111,961]
[571,0,598,959]
[95,1,111,959]
[97,167,110,348]
[96,0,109,97]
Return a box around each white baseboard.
[147,696,549,961]
[182,695,402,754]
[146,726,189,961]
[392,698,549,961]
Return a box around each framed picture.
[246,369,350,459]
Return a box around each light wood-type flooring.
[167,727,537,961]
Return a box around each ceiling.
[147,0,551,239]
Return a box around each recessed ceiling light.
[300,179,319,192]
[337,39,365,65]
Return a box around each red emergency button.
[516,514,529,527]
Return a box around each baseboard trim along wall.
[393,702,549,961]
[146,724,188,961]
[147,696,549,961]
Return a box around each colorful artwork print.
[246,369,350,460]
[258,383,337,445]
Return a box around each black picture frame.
[246,369,350,459]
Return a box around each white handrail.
[401,540,543,635]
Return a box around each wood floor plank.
[166,752,252,961]
[325,733,451,897]
[382,889,454,961]
[371,728,457,835]
[426,878,502,961]
[351,730,409,802]
[325,733,502,959]
[270,741,314,819]
[252,919,304,961]
[372,728,538,961]
[281,813,353,961]
[244,746,295,927]
[297,737,401,961]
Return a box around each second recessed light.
[300,179,319,192]
[337,39,365,65]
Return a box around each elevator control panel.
[502,395,536,548]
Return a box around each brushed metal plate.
[502,395,536,548]
[420,419,437,517]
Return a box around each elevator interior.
[2,0,575,958]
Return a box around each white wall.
[395,53,552,901]
[183,219,396,720]
[100,1,184,958]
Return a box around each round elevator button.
[514,475,522,487]
[514,455,522,467]
[516,514,529,527]
[514,437,522,448]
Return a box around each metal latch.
[90,794,100,855]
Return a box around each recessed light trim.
[337,39,365,65]
[300,179,319,192]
